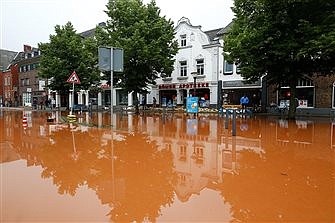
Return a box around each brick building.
[0,49,17,106]
[14,45,46,107]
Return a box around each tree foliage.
[95,0,178,99]
[224,0,335,116]
[38,22,100,93]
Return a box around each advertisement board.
[186,97,198,113]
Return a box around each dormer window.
[180,34,187,47]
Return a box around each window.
[333,82,335,108]
[25,78,30,86]
[196,59,204,75]
[21,79,25,86]
[180,61,187,76]
[180,35,186,47]
[179,145,187,161]
[224,61,233,74]
[236,63,241,74]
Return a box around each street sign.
[67,71,81,84]
[98,47,124,72]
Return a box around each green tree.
[224,0,335,118]
[96,0,178,112]
[39,22,100,96]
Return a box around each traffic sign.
[67,71,81,84]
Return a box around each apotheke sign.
[159,82,209,90]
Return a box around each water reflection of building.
[2,111,334,209]
[0,111,21,163]
[135,114,263,202]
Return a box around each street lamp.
[191,71,198,97]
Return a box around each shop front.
[158,82,212,107]
[222,80,262,110]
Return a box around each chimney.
[23,45,32,52]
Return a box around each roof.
[0,49,17,71]
[80,22,106,38]
[204,28,224,43]
[217,21,234,36]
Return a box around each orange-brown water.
[1,110,334,222]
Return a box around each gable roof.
[0,49,17,71]
[204,28,223,43]
[80,22,106,38]
[217,21,234,36]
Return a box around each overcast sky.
[0,0,234,52]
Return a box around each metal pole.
[232,109,236,136]
[193,76,196,96]
[193,76,197,118]
[225,109,229,129]
[71,82,74,115]
[110,47,114,128]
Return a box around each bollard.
[162,107,166,125]
[232,109,236,136]
[225,109,229,129]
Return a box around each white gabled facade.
[146,17,263,109]
[148,17,224,108]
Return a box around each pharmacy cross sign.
[67,71,81,84]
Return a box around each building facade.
[0,49,17,107]
[143,18,264,110]
[15,45,46,107]
[147,17,223,108]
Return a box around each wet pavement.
[1,110,334,222]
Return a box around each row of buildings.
[1,18,335,112]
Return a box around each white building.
[147,17,223,108]
[145,17,263,109]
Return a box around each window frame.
[180,61,187,77]
[180,34,187,47]
[196,59,204,75]
[224,60,233,75]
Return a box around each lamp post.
[191,71,198,97]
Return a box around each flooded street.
[1,110,334,222]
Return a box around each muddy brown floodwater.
[1,110,334,222]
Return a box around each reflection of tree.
[107,133,177,222]
[13,120,176,222]
[218,145,334,222]
[39,126,104,196]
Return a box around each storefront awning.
[222,80,262,89]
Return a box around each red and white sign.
[159,82,209,90]
[67,71,81,84]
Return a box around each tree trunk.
[134,91,140,114]
[288,81,298,119]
